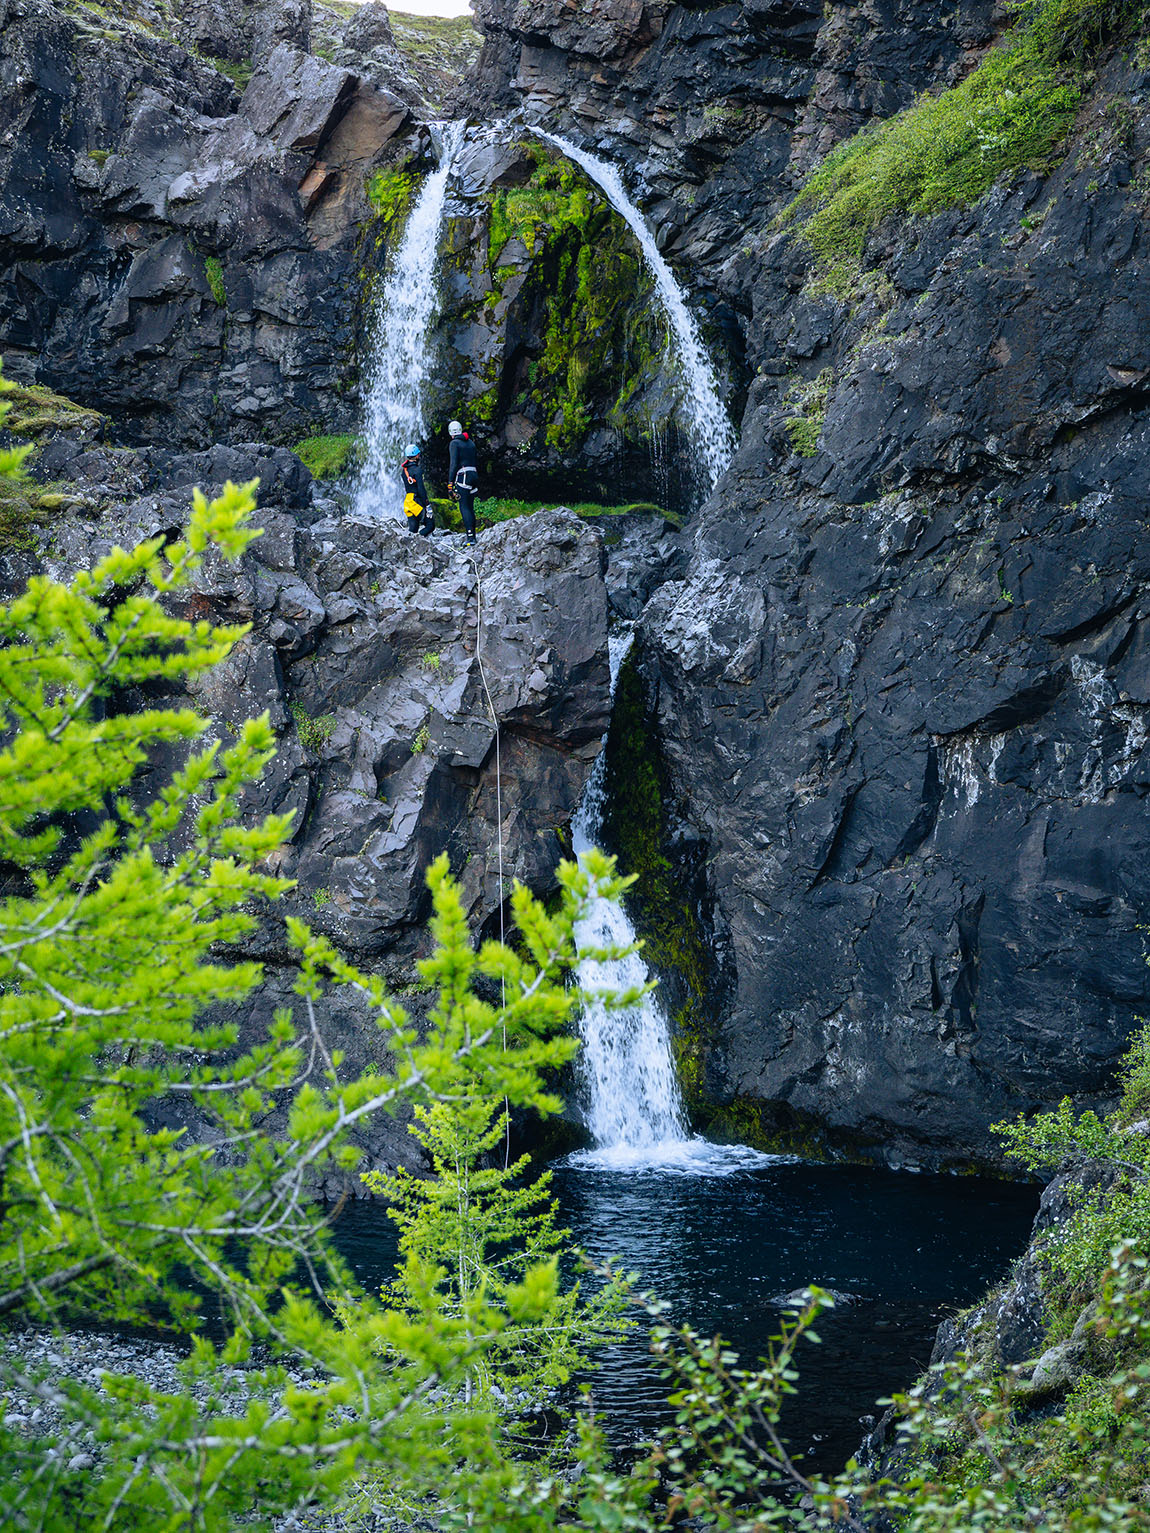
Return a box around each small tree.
[366,1096,630,1406]
[0,365,645,1529]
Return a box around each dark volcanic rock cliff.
[5,0,1150,1166]
[460,1,1150,1162]
[0,0,412,446]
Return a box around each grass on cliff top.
[779,0,1148,267]
[388,9,482,71]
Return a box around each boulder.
[0,2,409,450]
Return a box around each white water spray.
[569,634,779,1176]
[354,121,467,522]
[532,129,737,497]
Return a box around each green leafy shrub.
[995,1022,1150,1300]
[363,1097,629,1406]
[289,700,337,753]
[203,254,226,306]
[291,432,361,480]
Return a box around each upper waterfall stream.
[532,129,737,497]
[354,121,466,522]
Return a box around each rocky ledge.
[2,415,626,1184]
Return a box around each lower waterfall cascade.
[568,633,778,1175]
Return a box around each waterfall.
[354,121,467,523]
[531,129,736,499]
[570,633,778,1176]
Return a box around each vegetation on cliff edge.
[780,0,1150,269]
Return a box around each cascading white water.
[354,121,467,522]
[570,633,779,1176]
[532,129,737,498]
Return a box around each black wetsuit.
[400,455,431,535]
[448,433,479,539]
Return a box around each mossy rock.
[0,382,106,439]
[438,140,667,464]
[0,476,82,551]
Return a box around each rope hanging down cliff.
[469,549,510,1166]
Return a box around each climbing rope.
[468,545,510,1166]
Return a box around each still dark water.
[331,1158,1037,1474]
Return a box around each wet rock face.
[637,56,1150,1164]
[0,0,410,448]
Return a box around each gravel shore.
[0,1327,416,1530]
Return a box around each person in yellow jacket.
[401,443,432,535]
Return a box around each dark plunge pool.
[331,1157,1038,1476]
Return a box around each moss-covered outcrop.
[0,381,106,439]
[429,140,687,510]
[777,0,1150,279]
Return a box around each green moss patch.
[779,0,1148,268]
[0,476,80,552]
[783,368,833,458]
[0,382,105,439]
[291,433,361,480]
[366,165,419,227]
[473,497,679,529]
[206,55,253,90]
[478,143,664,454]
[203,255,226,307]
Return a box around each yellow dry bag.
[404,492,422,519]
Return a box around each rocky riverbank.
[0,1327,380,1530]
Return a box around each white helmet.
[448,420,463,437]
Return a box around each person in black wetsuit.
[447,420,479,544]
[400,444,432,536]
